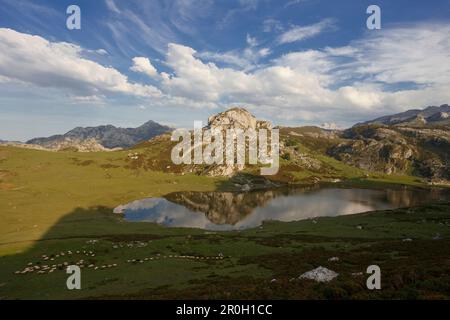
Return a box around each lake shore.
[1,145,450,299]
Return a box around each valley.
[1,105,450,299]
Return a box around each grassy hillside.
[0,143,431,255]
[1,145,449,299]
[0,146,224,255]
[328,124,450,182]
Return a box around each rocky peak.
[167,107,276,177]
[27,120,171,149]
[417,114,427,122]
[207,107,272,131]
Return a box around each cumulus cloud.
[1,22,449,127]
[0,28,161,100]
[337,86,382,109]
[157,23,450,125]
[278,19,336,44]
[130,57,159,78]
[196,50,251,69]
[160,43,333,110]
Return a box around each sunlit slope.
[0,146,221,254]
[0,138,426,255]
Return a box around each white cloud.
[278,19,336,44]
[0,28,161,101]
[105,0,121,14]
[196,50,251,69]
[168,0,213,35]
[130,57,159,78]
[350,25,450,86]
[262,18,283,33]
[96,49,109,55]
[161,43,333,109]
[157,23,450,126]
[1,22,449,128]
[162,44,224,101]
[104,3,179,55]
[219,0,260,29]
[197,34,271,70]
[337,86,382,109]
[258,48,271,57]
[246,34,258,47]
[284,0,307,8]
[70,95,106,106]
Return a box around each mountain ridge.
[358,104,450,127]
[27,120,172,149]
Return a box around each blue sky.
[0,0,449,141]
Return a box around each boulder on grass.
[299,266,339,283]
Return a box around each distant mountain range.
[121,105,450,184]
[359,104,450,127]
[2,104,449,183]
[27,120,172,149]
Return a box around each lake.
[115,186,448,230]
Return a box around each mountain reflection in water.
[117,187,448,230]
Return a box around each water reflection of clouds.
[123,198,234,230]
[118,188,447,231]
[233,189,389,229]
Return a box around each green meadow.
[1,145,450,299]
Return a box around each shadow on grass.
[1,179,450,299]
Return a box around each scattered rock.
[432,233,442,240]
[328,257,340,262]
[299,266,339,283]
[113,205,125,214]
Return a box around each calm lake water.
[115,186,448,230]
